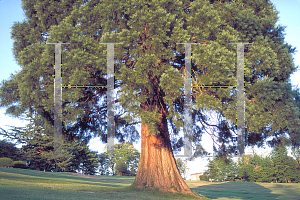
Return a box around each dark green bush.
[13,161,28,169]
[115,161,128,176]
[0,157,13,167]
[199,172,209,181]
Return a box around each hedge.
[13,161,28,169]
[0,157,13,167]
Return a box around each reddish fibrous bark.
[131,27,200,197]
[132,100,201,198]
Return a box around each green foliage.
[249,154,270,182]
[199,171,209,181]
[0,0,300,191]
[205,157,222,181]
[64,141,99,175]
[106,142,140,176]
[159,68,184,122]
[0,140,24,161]
[18,126,73,172]
[271,145,300,183]
[204,154,238,182]
[218,157,239,181]
[12,161,28,169]
[98,152,110,175]
[115,160,128,176]
[237,156,255,182]
[175,158,189,180]
[202,146,300,183]
[284,156,300,183]
[291,147,300,169]
[0,157,13,167]
[259,156,276,183]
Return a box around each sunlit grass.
[2,167,299,199]
[0,167,208,200]
[186,180,300,200]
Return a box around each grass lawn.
[1,167,299,200]
[186,180,300,200]
[0,167,207,200]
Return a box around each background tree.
[115,160,128,176]
[0,139,24,161]
[283,156,300,183]
[271,145,289,183]
[291,147,300,169]
[235,148,300,183]
[64,140,99,175]
[225,161,239,181]
[203,150,300,183]
[175,158,189,180]
[0,0,299,197]
[17,113,73,172]
[204,154,238,182]
[259,155,276,183]
[237,155,254,182]
[205,157,222,182]
[0,157,14,168]
[106,145,117,175]
[199,171,209,182]
[97,152,110,175]
[0,107,73,171]
[271,145,300,183]
[215,154,238,181]
[249,154,266,182]
[105,142,140,176]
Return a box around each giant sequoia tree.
[1,0,300,197]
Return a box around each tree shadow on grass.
[189,181,279,200]
[0,167,133,189]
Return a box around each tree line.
[200,145,300,183]
[0,139,140,176]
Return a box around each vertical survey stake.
[45,41,250,159]
[47,42,70,157]
[99,43,122,158]
[47,42,121,159]
[184,43,193,157]
[175,42,252,157]
[175,43,193,158]
[107,44,115,158]
[230,42,252,156]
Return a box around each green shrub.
[115,161,128,176]
[0,157,13,167]
[199,172,209,181]
[13,161,28,169]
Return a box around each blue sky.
[0,0,299,178]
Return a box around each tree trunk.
[132,116,201,198]
[35,160,40,171]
